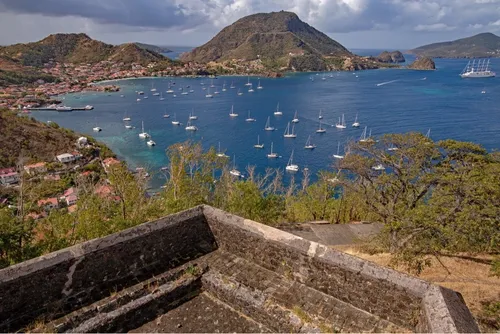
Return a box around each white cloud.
[414,23,456,32]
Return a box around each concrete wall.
[0,207,215,332]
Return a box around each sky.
[0,0,499,50]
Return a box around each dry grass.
[336,245,500,332]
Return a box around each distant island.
[407,57,436,70]
[134,43,172,54]
[407,32,500,58]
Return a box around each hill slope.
[0,34,166,67]
[408,33,500,58]
[134,43,172,54]
[181,11,351,63]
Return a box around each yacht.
[150,83,157,92]
[125,124,133,129]
[248,84,255,93]
[359,126,374,143]
[136,98,141,102]
[163,110,170,118]
[335,114,347,129]
[222,83,227,92]
[460,59,495,78]
[292,111,299,123]
[388,144,399,151]
[333,142,345,159]
[152,92,160,96]
[274,103,283,116]
[285,150,299,172]
[244,76,252,86]
[84,105,93,110]
[159,92,165,100]
[254,135,264,149]
[316,121,326,133]
[205,88,213,98]
[245,110,256,122]
[185,119,198,131]
[138,121,150,138]
[304,136,316,150]
[229,105,238,117]
[257,80,263,90]
[138,91,144,95]
[147,138,156,146]
[372,164,386,171]
[171,113,180,125]
[283,122,297,138]
[143,96,148,99]
[318,109,323,119]
[237,89,243,96]
[264,116,275,131]
[352,113,360,128]
[216,142,229,158]
[166,86,174,94]
[123,112,131,121]
[214,87,220,95]
[229,155,242,177]
[189,109,198,120]
[267,142,278,158]
[210,79,215,88]
[230,81,236,89]
[93,126,102,132]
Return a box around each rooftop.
[0,206,479,333]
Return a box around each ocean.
[31,54,500,189]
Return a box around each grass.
[337,245,500,332]
[292,305,312,323]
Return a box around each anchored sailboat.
[185,118,198,131]
[254,135,264,149]
[189,109,198,120]
[274,103,283,116]
[229,105,238,117]
[316,121,326,133]
[335,114,346,129]
[171,113,180,125]
[286,150,299,172]
[217,142,229,158]
[352,113,360,127]
[318,109,323,119]
[283,122,297,138]
[304,135,316,150]
[292,110,299,123]
[139,121,150,138]
[257,80,263,90]
[229,155,241,177]
[237,89,243,96]
[267,142,278,158]
[333,142,344,159]
[264,116,275,131]
[245,110,256,122]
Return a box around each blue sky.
[0,0,499,49]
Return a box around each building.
[56,153,76,163]
[65,195,78,206]
[24,162,47,175]
[102,157,120,173]
[37,197,59,211]
[0,167,19,185]
[77,137,88,148]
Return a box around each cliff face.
[180,11,351,63]
[377,51,405,63]
[408,57,436,70]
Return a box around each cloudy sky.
[0,0,499,50]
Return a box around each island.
[407,57,436,70]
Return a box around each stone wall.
[0,207,215,332]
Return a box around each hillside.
[0,33,166,67]
[135,43,172,54]
[408,57,436,70]
[181,11,351,63]
[408,32,500,58]
[0,110,80,168]
[0,56,56,86]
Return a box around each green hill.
[134,43,172,54]
[407,33,500,58]
[181,11,351,63]
[0,33,166,67]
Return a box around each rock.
[288,54,327,72]
[407,57,436,70]
[376,51,405,63]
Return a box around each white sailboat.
[372,164,386,171]
[245,110,256,122]
[352,113,360,127]
[163,109,170,118]
[230,81,236,89]
[189,109,198,120]
[359,126,374,143]
[123,112,131,121]
[460,59,496,78]
[229,155,241,177]
[267,142,278,158]
[264,116,275,131]
[125,124,133,129]
[283,122,297,138]
[222,83,227,92]
[257,80,263,90]
[152,92,160,96]
[316,121,326,133]
[216,142,229,158]
[292,110,299,123]
[93,125,102,132]
[336,114,347,129]
[248,84,255,93]
[185,119,198,131]
[318,109,323,119]
[136,98,141,102]
[425,128,431,138]
[166,85,174,94]
[304,135,316,149]
[254,135,264,149]
[229,105,238,117]
[147,137,156,146]
[150,82,157,92]
[274,103,283,116]
[333,142,344,159]
[388,143,399,151]
[181,87,189,95]
[237,89,243,96]
[286,150,299,172]
[139,121,150,138]
[214,87,220,94]
[205,88,213,98]
[245,76,252,86]
[159,92,165,100]
[171,113,180,125]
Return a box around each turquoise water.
[31,56,500,189]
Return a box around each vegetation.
[408,32,500,58]
[134,43,172,54]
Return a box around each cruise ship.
[460,59,495,78]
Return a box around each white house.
[0,167,19,185]
[56,153,76,163]
[77,137,88,148]
[24,162,47,175]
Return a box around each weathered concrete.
[0,205,480,333]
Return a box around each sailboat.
[352,113,360,127]
[152,91,160,96]
[481,88,486,94]
[245,110,256,122]
[171,113,180,125]
[274,103,283,116]
[205,88,213,98]
[335,114,347,129]
[245,76,252,86]
[216,142,229,158]
[359,127,374,143]
[189,109,198,120]
[230,81,236,89]
[388,143,399,151]
[292,111,299,123]
[93,125,102,132]
[147,135,156,146]
[210,79,215,88]
[318,109,323,119]
[304,135,316,149]
[372,164,386,171]
[185,118,198,131]
[166,85,174,94]
[425,128,431,138]
[316,121,326,133]
[163,109,170,118]
[286,150,299,172]
[248,84,255,93]
[181,87,189,95]
[123,112,131,121]
[159,92,165,100]
[257,80,263,90]
[283,122,297,138]
[125,124,132,129]
[267,142,278,158]
[214,87,220,94]
[139,121,150,138]
[222,83,227,92]
[254,135,264,149]
[229,105,238,117]
[264,116,275,131]
[150,82,157,92]
[229,155,241,177]
[333,142,344,159]
[237,89,243,96]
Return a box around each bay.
[31,56,500,189]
